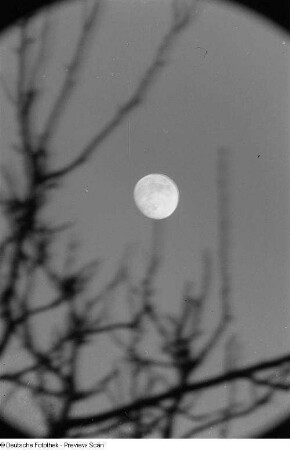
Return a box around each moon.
[134,174,179,220]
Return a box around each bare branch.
[182,390,274,438]
[63,350,290,431]
[27,10,54,89]
[219,334,241,437]
[190,148,233,368]
[44,0,199,181]
[38,0,104,150]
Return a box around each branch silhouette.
[0,0,289,439]
[42,0,198,181]
[57,351,290,433]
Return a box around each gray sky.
[0,0,290,437]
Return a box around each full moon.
[134,174,179,220]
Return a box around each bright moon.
[134,174,179,220]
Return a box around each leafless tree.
[0,0,290,438]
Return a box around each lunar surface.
[134,174,179,219]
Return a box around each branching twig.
[43,0,198,181]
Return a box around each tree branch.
[44,0,198,181]
[62,351,290,431]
